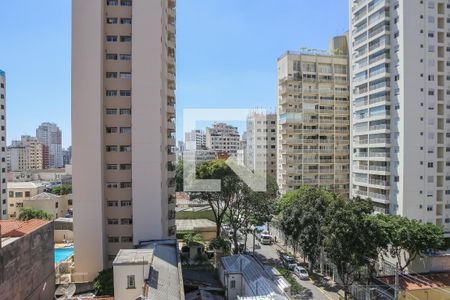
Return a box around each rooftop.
[378,272,450,291]
[7,181,45,189]
[30,192,61,201]
[176,219,216,231]
[0,219,50,237]
[113,249,154,266]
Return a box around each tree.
[183,232,203,246]
[175,160,184,192]
[323,198,387,300]
[93,268,114,296]
[372,214,445,271]
[50,184,72,195]
[280,186,333,268]
[17,207,53,221]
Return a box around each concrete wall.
[113,263,149,300]
[55,229,74,243]
[0,222,55,300]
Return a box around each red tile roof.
[378,273,450,291]
[0,219,50,238]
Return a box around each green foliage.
[183,233,203,246]
[176,210,216,222]
[208,237,230,252]
[17,207,53,221]
[275,266,304,295]
[175,160,184,192]
[49,184,72,195]
[93,268,114,296]
[371,214,445,271]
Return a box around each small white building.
[218,255,291,300]
[113,240,184,300]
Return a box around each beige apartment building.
[72,0,176,281]
[7,135,44,172]
[277,36,350,196]
[0,71,7,219]
[246,112,277,179]
[206,122,241,154]
[7,182,46,219]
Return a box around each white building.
[349,0,450,230]
[185,129,206,150]
[72,0,176,281]
[7,135,44,171]
[246,112,277,179]
[183,149,216,165]
[36,122,63,169]
[0,70,7,219]
[206,123,241,155]
[277,36,350,196]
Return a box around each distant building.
[7,182,46,219]
[0,219,55,299]
[113,240,184,300]
[62,146,72,166]
[246,112,277,178]
[219,254,291,300]
[0,70,8,219]
[185,129,206,150]
[7,135,44,171]
[36,122,63,169]
[183,149,216,165]
[7,165,71,183]
[23,192,72,219]
[206,123,240,155]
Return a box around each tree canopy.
[17,207,53,221]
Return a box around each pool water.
[55,247,74,264]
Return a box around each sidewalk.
[272,240,345,300]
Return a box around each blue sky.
[0,0,348,147]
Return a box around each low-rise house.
[0,219,55,300]
[113,239,184,300]
[218,255,291,300]
[176,219,217,242]
[23,192,71,219]
[7,181,46,219]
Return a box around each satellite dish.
[54,283,76,300]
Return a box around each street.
[243,232,339,300]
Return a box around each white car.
[260,234,273,245]
[293,266,309,280]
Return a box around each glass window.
[120,108,131,115]
[120,90,131,97]
[120,36,132,42]
[106,17,118,24]
[121,18,132,24]
[106,35,118,42]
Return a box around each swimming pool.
[55,247,74,264]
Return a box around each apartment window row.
[106,35,132,42]
[106,163,132,170]
[105,54,132,61]
[105,127,131,134]
[107,218,133,225]
[107,200,132,207]
[107,236,133,243]
[105,145,131,152]
[106,72,132,79]
[105,108,131,115]
[106,182,132,189]
[106,0,132,7]
[106,17,132,25]
[105,90,131,97]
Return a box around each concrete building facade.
[72,0,176,281]
[277,36,350,196]
[185,129,206,150]
[0,71,7,220]
[36,122,63,169]
[246,112,277,179]
[7,182,46,219]
[7,135,44,172]
[205,122,240,154]
[349,0,450,229]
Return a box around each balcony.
[369,179,390,186]
[368,165,389,172]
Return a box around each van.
[260,234,273,245]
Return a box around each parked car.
[260,234,273,245]
[281,254,297,270]
[293,266,309,280]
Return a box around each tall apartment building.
[349,0,450,230]
[7,136,44,171]
[36,122,63,169]
[185,129,206,150]
[0,70,7,219]
[72,0,176,281]
[246,112,277,178]
[206,122,241,154]
[277,36,350,196]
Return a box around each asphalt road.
[243,233,333,300]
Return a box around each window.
[106,72,117,79]
[106,108,118,115]
[121,18,132,24]
[107,0,118,5]
[230,280,236,289]
[25,191,30,197]
[127,275,136,289]
[121,218,132,225]
[106,182,118,188]
[108,218,119,225]
[121,200,132,206]
[428,162,434,168]
[120,108,131,115]
[8,191,13,198]
[120,36,132,42]
[106,35,118,42]
[427,205,433,211]
[106,90,117,97]
[121,182,132,188]
[120,145,131,152]
[119,54,131,60]
[107,164,118,170]
[122,236,133,243]
[106,53,118,60]
[108,236,119,243]
[120,90,131,97]
[121,0,132,6]
[107,201,119,207]
[15,192,23,198]
[106,127,118,133]
[120,72,131,79]
[106,17,118,24]
[106,145,118,152]
[120,127,131,134]
[68,199,72,205]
